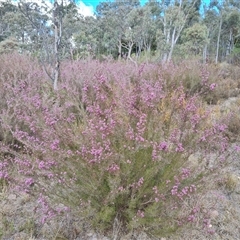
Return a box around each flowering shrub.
[0,53,230,238]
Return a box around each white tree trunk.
[215,15,222,64]
[53,0,62,90]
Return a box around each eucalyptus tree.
[60,2,81,59]
[181,23,208,58]
[51,0,62,89]
[17,0,78,89]
[203,6,218,62]
[0,1,17,42]
[209,0,225,63]
[222,9,240,59]
[96,0,140,59]
[17,1,50,54]
[183,0,201,26]
[16,0,60,88]
[121,5,159,62]
[222,3,240,63]
[158,0,201,62]
[0,0,50,53]
[206,0,240,63]
[136,2,160,58]
[122,8,143,62]
[72,16,101,59]
[228,11,240,63]
[0,1,19,53]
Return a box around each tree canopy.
[1,0,240,64]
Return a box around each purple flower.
[209,83,216,90]
[158,141,168,151]
[50,139,60,151]
[235,145,240,152]
[175,143,184,152]
[25,178,34,187]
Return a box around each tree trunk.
[203,44,207,64]
[127,41,133,59]
[167,27,176,62]
[53,0,62,90]
[118,39,122,60]
[215,15,222,64]
[167,26,182,62]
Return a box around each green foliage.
[0,178,8,192]
[0,38,18,54]
[94,206,116,230]
[76,146,190,236]
[19,218,35,234]
[0,215,14,237]
[1,0,240,62]
[181,23,208,56]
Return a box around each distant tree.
[182,23,208,56]
[0,1,17,42]
[18,0,68,90]
[0,37,19,54]
[159,0,201,62]
[96,0,140,59]
[205,0,240,63]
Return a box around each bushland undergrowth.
[0,53,239,239]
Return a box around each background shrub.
[0,53,233,238]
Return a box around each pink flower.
[107,164,120,173]
[50,139,60,151]
[175,143,184,152]
[158,141,168,151]
[209,83,216,90]
[137,210,145,218]
[25,178,34,187]
[235,145,240,152]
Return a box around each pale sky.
[77,1,94,17]
[3,0,211,17]
[81,0,211,15]
[2,0,95,17]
